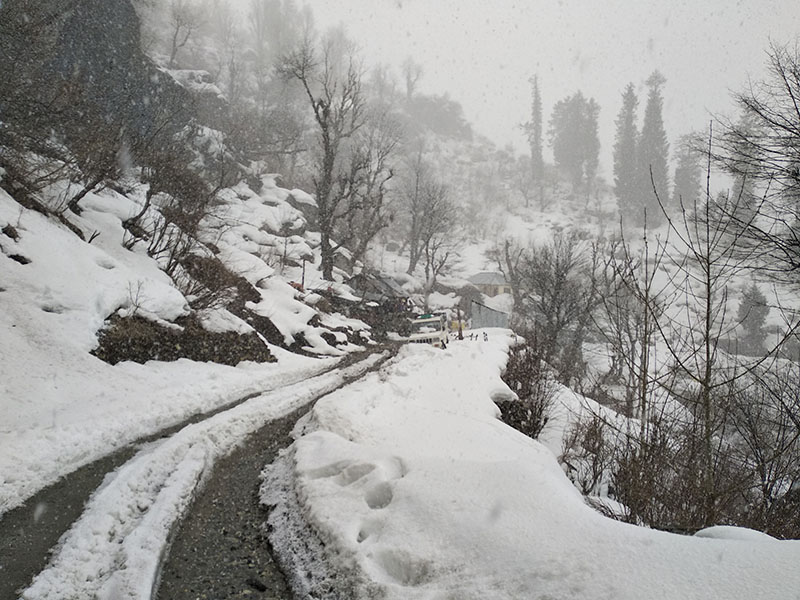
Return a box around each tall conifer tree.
[613,83,639,217]
[549,91,600,194]
[528,75,544,183]
[638,71,670,223]
[672,134,702,208]
[584,98,600,196]
[523,75,545,205]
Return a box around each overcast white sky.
[304,0,800,177]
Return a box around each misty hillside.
[2,1,800,599]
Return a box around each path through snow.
[20,354,384,600]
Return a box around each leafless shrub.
[174,253,240,310]
[126,280,146,316]
[561,412,615,496]
[499,334,557,439]
[728,371,800,538]
[513,232,610,387]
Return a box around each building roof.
[375,274,408,297]
[471,299,510,315]
[347,272,409,300]
[468,271,507,286]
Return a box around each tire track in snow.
[156,350,398,600]
[12,351,389,600]
[0,357,345,600]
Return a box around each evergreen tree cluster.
[613,83,639,219]
[612,71,677,226]
[548,91,600,195]
[671,134,703,208]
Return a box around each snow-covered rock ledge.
[262,329,800,600]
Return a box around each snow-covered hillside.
[0,176,368,514]
[4,0,800,597]
[3,145,799,600]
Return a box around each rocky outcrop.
[57,0,200,158]
[0,0,235,171]
[286,190,319,229]
[92,314,275,365]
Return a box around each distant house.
[347,271,409,310]
[471,300,510,329]
[468,271,511,297]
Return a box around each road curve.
[2,348,393,600]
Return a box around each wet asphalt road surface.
[154,404,303,600]
[0,446,139,599]
[156,349,394,599]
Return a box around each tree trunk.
[320,228,334,281]
[67,174,104,214]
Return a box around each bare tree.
[398,146,457,283]
[709,41,800,280]
[369,63,398,105]
[65,123,127,214]
[509,155,537,210]
[400,145,431,274]
[401,56,423,102]
[338,106,403,265]
[514,232,604,386]
[491,239,525,309]
[168,0,203,68]
[653,167,765,525]
[421,185,458,294]
[729,370,800,537]
[279,31,367,280]
[603,216,671,426]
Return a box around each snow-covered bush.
[498,337,557,439]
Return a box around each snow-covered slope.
[0,174,365,514]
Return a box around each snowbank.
[264,329,800,599]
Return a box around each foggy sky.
[305,0,800,178]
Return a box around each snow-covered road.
[18,353,386,600]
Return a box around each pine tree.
[638,71,670,223]
[613,83,639,219]
[584,98,600,197]
[549,91,600,194]
[728,110,763,223]
[523,75,545,207]
[527,75,544,183]
[671,134,702,208]
[736,282,769,356]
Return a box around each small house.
[468,271,511,297]
[347,271,409,311]
[471,300,510,329]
